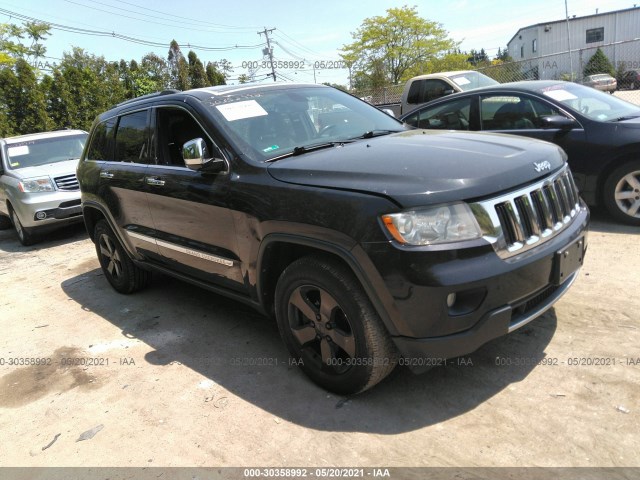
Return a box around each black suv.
[77,83,589,394]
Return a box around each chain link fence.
[357,38,640,107]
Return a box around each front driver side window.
[481,95,563,130]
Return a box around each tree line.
[0,22,231,137]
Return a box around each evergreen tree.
[168,40,189,90]
[205,61,226,86]
[583,48,615,77]
[187,50,207,88]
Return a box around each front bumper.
[11,190,83,229]
[363,201,589,371]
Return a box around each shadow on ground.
[61,267,558,434]
[588,206,640,235]
[0,222,88,253]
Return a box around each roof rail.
[116,89,181,107]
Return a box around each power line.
[61,0,252,35]
[0,7,265,52]
[108,0,261,31]
[258,27,276,82]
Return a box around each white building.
[506,6,640,80]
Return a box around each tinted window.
[404,97,472,130]
[154,108,221,167]
[481,95,563,130]
[114,110,150,163]
[87,118,116,161]
[407,79,453,105]
[586,27,604,43]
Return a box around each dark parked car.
[619,69,640,90]
[400,80,640,225]
[77,84,588,394]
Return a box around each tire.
[9,207,37,246]
[94,219,151,293]
[0,214,12,230]
[274,255,398,394]
[602,161,640,226]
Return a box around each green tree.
[140,52,170,91]
[187,50,207,88]
[340,6,456,85]
[0,21,50,68]
[0,58,50,134]
[583,48,615,77]
[168,40,189,90]
[205,61,226,86]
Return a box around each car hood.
[618,116,640,129]
[8,159,80,180]
[267,130,566,208]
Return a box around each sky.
[0,0,636,86]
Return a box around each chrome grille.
[54,174,79,191]
[472,167,582,259]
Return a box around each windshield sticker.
[262,145,280,153]
[452,76,471,86]
[10,162,20,167]
[543,90,577,102]
[7,145,29,157]
[216,100,268,122]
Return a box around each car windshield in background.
[538,83,640,121]
[205,86,404,161]
[5,134,87,169]
[450,71,499,91]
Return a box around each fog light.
[35,211,47,220]
[446,293,457,308]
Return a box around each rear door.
[94,109,160,260]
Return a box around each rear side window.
[86,118,116,161]
[114,110,150,163]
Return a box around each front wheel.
[94,219,151,293]
[275,256,397,394]
[10,207,37,246]
[603,161,640,226]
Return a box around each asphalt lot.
[0,207,638,473]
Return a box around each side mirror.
[540,115,577,130]
[381,108,396,117]
[182,138,226,173]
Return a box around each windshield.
[450,71,499,91]
[538,83,640,121]
[5,133,87,169]
[204,86,404,161]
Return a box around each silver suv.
[0,130,88,245]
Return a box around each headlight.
[18,177,55,193]
[382,203,482,246]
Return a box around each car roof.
[408,70,478,81]
[2,129,88,144]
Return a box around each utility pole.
[258,27,277,82]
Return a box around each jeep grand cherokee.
[77,84,588,394]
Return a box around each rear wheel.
[275,256,397,394]
[9,207,37,246]
[94,219,151,293]
[603,161,640,226]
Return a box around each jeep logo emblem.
[534,161,552,172]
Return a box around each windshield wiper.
[266,141,349,162]
[611,115,640,122]
[356,129,403,139]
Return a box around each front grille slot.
[54,174,79,191]
[476,168,582,258]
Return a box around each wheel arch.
[256,234,401,336]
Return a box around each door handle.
[100,171,114,179]
[146,177,165,186]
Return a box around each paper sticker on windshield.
[216,100,268,122]
[8,145,29,157]
[543,89,577,102]
[452,76,471,86]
